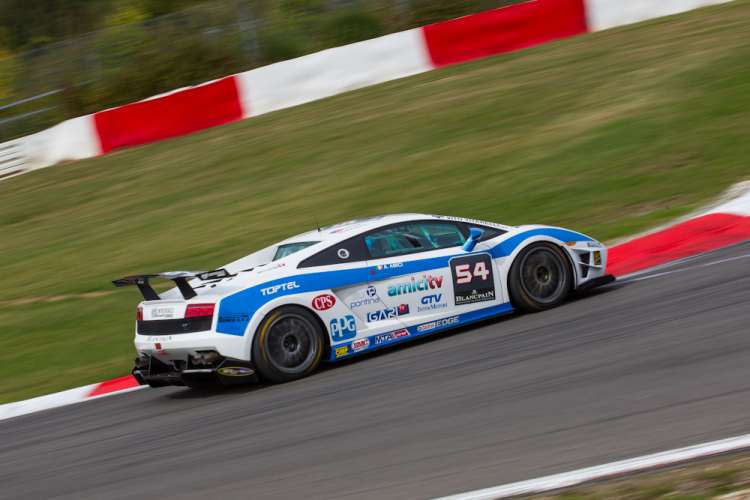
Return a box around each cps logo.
[330,315,357,342]
[421,294,442,305]
[312,294,336,311]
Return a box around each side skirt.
[329,302,515,360]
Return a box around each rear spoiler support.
[112,269,232,301]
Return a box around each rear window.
[273,242,319,261]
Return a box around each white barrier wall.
[0,139,27,178]
[585,0,735,31]
[236,29,433,117]
[22,115,101,172]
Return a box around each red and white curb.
[0,376,143,422]
[2,185,750,422]
[431,432,750,500]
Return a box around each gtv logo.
[421,294,442,305]
[330,315,357,342]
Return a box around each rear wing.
[112,269,232,301]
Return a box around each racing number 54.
[455,261,491,284]
[450,253,497,306]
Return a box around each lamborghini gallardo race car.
[113,214,614,387]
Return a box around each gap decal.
[450,253,496,305]
[366,304,409,322]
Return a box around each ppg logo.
[330,315,357,342]
[421,294,442,305]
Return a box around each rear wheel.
[252,306,324,383]
[508,242,571,313]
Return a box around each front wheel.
[252,306,324,383]
[508,242,572,313]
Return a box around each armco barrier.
[0,0,735,175]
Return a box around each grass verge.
[1,1,750,404]
[532,453,750,500]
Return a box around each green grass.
[2,0,750,404]
[532,454,750,500]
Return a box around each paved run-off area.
[2,242,749,499]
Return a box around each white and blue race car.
[114,214,614,387]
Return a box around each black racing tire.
[252,306,324,384]
[508,242,572,313]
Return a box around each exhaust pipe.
[190,351,221,366]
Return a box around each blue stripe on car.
[217,227,590,336]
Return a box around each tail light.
[185,303,215,318]
[137,306,143,321]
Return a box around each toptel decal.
[387,274,443,297]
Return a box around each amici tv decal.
[387,274,443,297]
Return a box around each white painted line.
[432,433,750,500]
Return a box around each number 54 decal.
[450,253,496,305]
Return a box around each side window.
[298,237,369,268]
[364,223,466,259]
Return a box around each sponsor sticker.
[387,274,443,297]
[392,329,409,339]
[338,249,350,259]
[450,253,496,305]
[431,215,507,230]
[366,304,409,322]
[197,268,231,280]
[594,251,602,266]
[261,281,300,296]
[218,367,254,377]
[312,294,336,311]
[151,307,174,319]
[352,338,370,352]
[376,262,404,271]
[374,329,410,345]
[417,316,458,333]
[146,336,172,342]
[418,294,448,312]
[219,315,249,324]
[330,315,357,342]
[335,346,349,358]
[257,262,286,274]
[348,287,380,308]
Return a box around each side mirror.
[461,228,485,252]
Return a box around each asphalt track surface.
[3,243,750,500]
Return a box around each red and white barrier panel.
[0,0,734,173]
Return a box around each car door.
[363,221,504,333]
